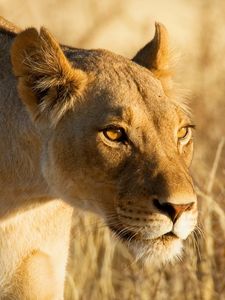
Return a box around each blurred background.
[1,0,224,299]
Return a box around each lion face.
[43,65,197,263]
[11,24,197,263]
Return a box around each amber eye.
[103,127,125,142]
[177,126,192,145]
[178,127,189,139]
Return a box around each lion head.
[11,23,197,264]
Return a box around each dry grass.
[1,0,224,299]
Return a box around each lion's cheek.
[41,142,117,214]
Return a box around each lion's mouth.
[109,225,179,244]
[109,224,183,264]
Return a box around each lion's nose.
[153,199,194,223]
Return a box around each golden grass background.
[1,0,225,299]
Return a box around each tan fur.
[11,27,88,126]
[0,18,198,299]
[13,251,60,299]
[0,16,21,34]
[133,22,174,97]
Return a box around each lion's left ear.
[11,27,87,126]
[132,23,173,96]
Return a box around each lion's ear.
[132,23,173,96]
[11,27,87,126]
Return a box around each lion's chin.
[109,226,183,265]
[127,236,183,265]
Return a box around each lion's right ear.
[11,27,87,126]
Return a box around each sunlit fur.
[0,17,197,299]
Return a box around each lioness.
[0,17,197,299]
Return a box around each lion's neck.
[0,32,53,220]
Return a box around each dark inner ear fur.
[11,27,88,126]
[35,87,50,105]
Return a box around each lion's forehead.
[67,47,163,94]
[66,48,189,140]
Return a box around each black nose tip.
[153,199,194,223]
